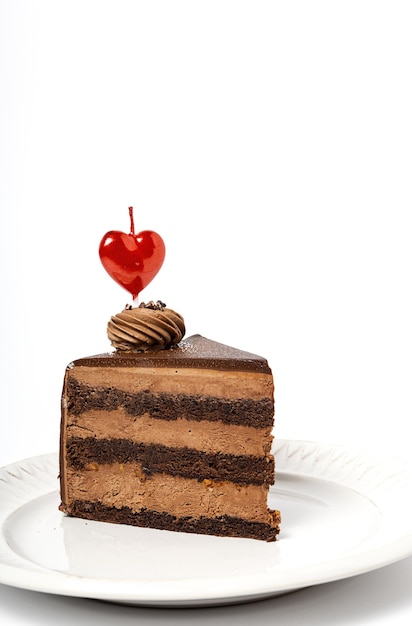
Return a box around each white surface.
[1,0,412,623]
[1,440,411,607]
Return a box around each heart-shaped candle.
[99,207,165,300]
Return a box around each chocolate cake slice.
[59,333,281,541]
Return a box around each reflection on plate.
[0,440,411,607]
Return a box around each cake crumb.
[84,462,99,471]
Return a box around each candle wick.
[128,206,135,235]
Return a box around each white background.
[1,1,411,624]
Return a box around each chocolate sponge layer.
[66,436,275,485]
[63,500,281,542]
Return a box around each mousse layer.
[66,365,273,400]
[66,409,273,457]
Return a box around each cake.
[59,302,281,541]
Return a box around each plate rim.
[1,439,411,606]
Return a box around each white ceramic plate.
[0,439,411,607]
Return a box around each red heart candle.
[99,207,165,300]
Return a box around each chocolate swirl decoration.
[107,301,185,351]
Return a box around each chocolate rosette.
[107,301,185,351]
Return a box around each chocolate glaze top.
[69,335,272,374]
